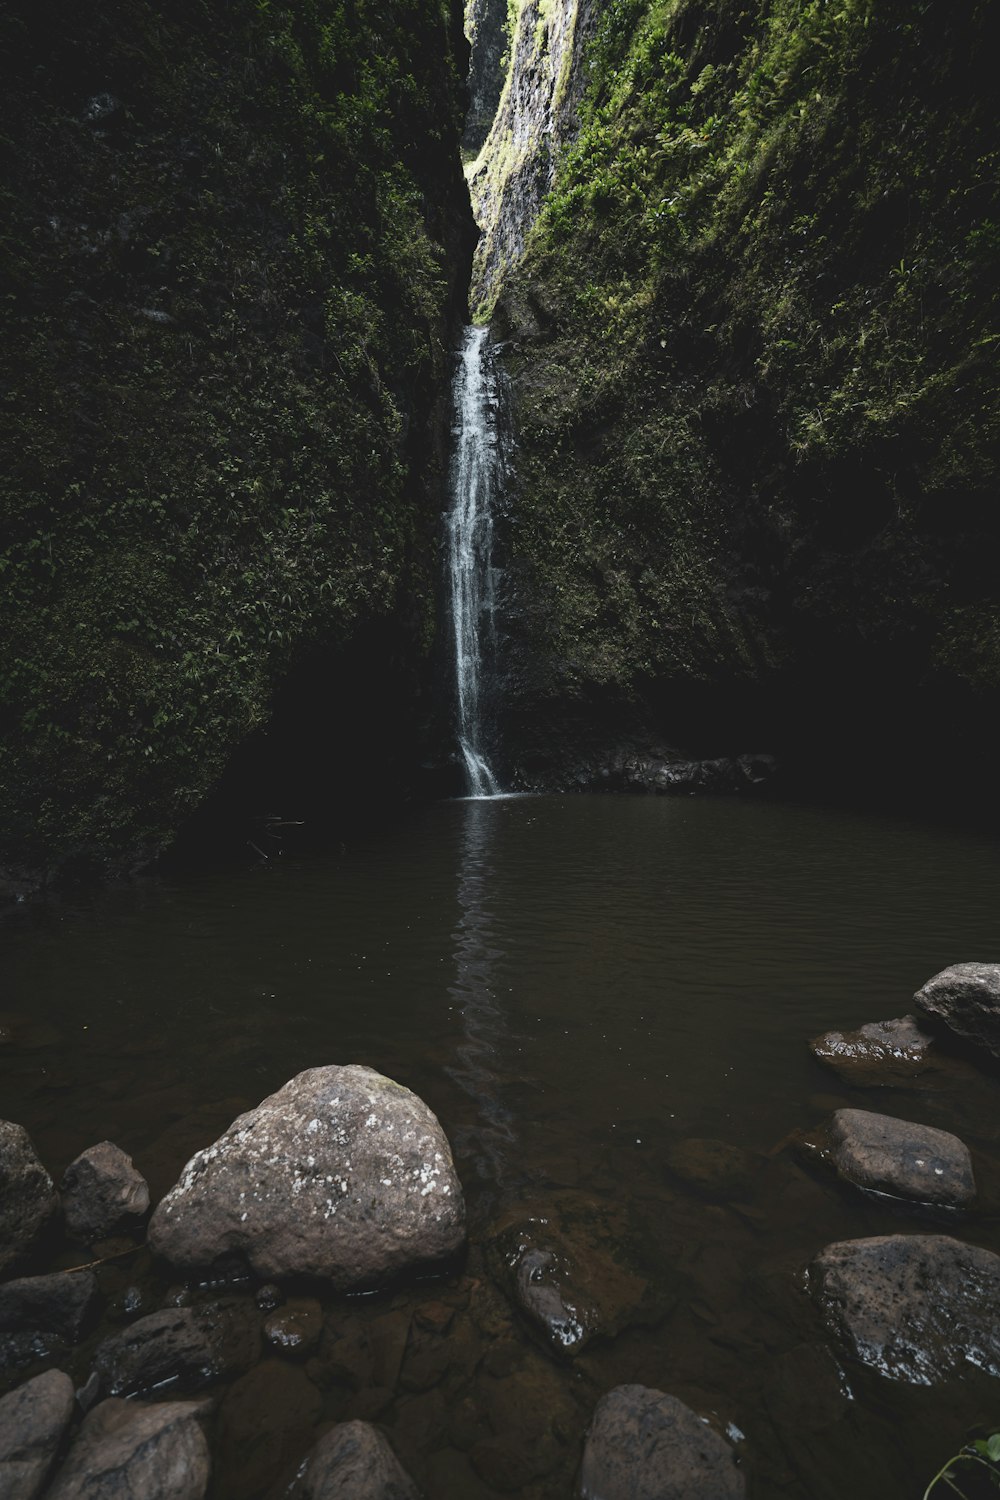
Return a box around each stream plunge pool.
[4,793,1000,1497]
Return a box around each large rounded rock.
[811,1234,1000,1384]
[0,1121,59,1275]
[46,1397,210,1500]
[578,1385,745,1499]
[914,963,1000,1062]
[0,1369,75,1500]
[286,1420,419,1498]
[61,1142,150,1243]
[92,1302,261,1397]
[148,1066,465,1289]
[824,1109,975,1209]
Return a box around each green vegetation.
[924,1430,1000,1497]
[494,0,1000,760]
[0,0,471,881]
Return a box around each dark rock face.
[60,1142,150,1243]
[0,1369,75,1500]
[578,1385,745,1500]
[823,1109,975,1209]
[287,1420,419,1500]
[811,1016,939,1085]
[46,1397,210,1500]
[92,1302,261,1397]
[812,1234,1000,1384]
[0,1121,59,1275]
[148,1066,465,1290]
[512,746,776,797]
[0,1271,99,1343]
[463,0,509,154]
[914,964,1000,1063]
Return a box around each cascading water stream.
[448,324,503,797]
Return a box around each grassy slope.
[0,0,472,881]
[494,0,1000,776]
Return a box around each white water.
[448,325,502,797]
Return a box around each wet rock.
[92,1300,260,1397]
[0,1369,75,1500]
[0,1120,59,1275]
[811,1233,1000,1383]
[255,1283,282,1312]
[822,1108,975,1208]
[810,1015,939,1084]
[148,1066,465,1290]
[286,1419,419,1499]
[578,1385,745,1499]
[216,1361,322,1499]
[914,963,1000,1063]
[47,1396,210,1500]
[0,1271,99,1342]
[665,1139,761,1201]
[264,1299,322,1356]
[60,1142,150,1243]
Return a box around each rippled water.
[4,793,1000,1496]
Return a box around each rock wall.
[486,0,1000,804]
[0,0,476,891]
[463,0,510,155]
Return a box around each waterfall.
[448,324,502,797]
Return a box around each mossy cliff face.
[0,0,474,887]
[489,0,1000,795]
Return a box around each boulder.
[0,1271,99,1342]
[92,1301,260,1397]
[810,1015,939,1084]
[0,1121,59,1274]
[148,1066,465,1290]
[46,1397,210,1500]
[0,1369,75,1500]
[811,1234,1000,1383]
[578,1385,745,1499]
[823,1109,975,1208]
[286,1420,419,1499]
[60,1143,150,1243]
[914,964,1000,1062]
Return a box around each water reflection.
[446,799,517,1185]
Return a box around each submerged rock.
[665,1138,761,1201]
[578,1385,745,1499]
[811,1234,1000,1384]
[914,964,1000,1063]
[0,1121,59,1275]
[148,1066,465,1290]
[60,1142,150,1243]
[0,1369,75,1500]
[821,1108,975,1209]
[0,1270,99,1342]
[810,1015,939,1085]
[264,1298,323,1357]
[92,1301,261,1397]
[286,1419,419,1499]
[47,1397,210,1500]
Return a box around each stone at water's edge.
[93,1302,261,1398]
[578,1385,745,1499]
[286,1419,420,1499]
[810,1015,939,1084]
[0,1121,59,1276]
[824,1109,976,1209]
[811,1234,1000,1384]
[46,1397,211,1500]
[60,1141,150,1243]
[0,1369,75,1500]
[148,1066,465,1289]
[0,1270,99,1343]
[914,963,1000,1063]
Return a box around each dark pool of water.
[4,793,1000,1497]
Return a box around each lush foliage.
[0,0,470,878]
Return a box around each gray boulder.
[914,963,1000,1062]
[824,1109,975,1208]
[0,1369,75,1500]
[92,1301,260,1397]
[578,1385,745,1499]
[0,1121,59,1274]
[811,1015,939,1084]
[61,1143,150,1243]
[148,1066,465,1289]
[0,1271,99,1342]
[46,1397,210,1500]
[286,1420,419,1499]
[812,1234,1000,1383]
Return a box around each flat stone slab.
[914,964,1000,1063]
[811,1015,939,1084]
[825,1108,975,1208]
[578,1385,745,1499]
[148,1065,465,1290]
[812,1234,1000,1384]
